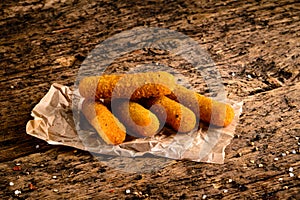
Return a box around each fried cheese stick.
[78,71,176,100]
[81,99,126,145]
[142,96,197,133]
[112,100,160,137]
[168,85,235,127]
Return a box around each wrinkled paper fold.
[26,83,243,163]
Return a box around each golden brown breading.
[79,74,123,100]
[142,96,197,133]
[78,71,176,100]
[112,100,160,137]
[168,85,235,127]
[81,99,126,145]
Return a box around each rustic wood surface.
[0,0,299,199]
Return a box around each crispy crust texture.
[142,96,197,133]
[79,72,235,145]
[79,74,123,99]
[112,100,160,137]
[78,71,176,100]
[81,99,126,145]
[168,85,235,127]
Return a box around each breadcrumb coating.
[168,85,235,127]
[81,99,126,145]
[79,71,176,100]
[112,100,160,137]
[142,96,197,133]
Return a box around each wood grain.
[0,0,299,199]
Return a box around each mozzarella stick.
[112,100,160,137]
[78,71,176,100]
[81,99,126,145]
[142,96,197,133]
[168,85,235,127]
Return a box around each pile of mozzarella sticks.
[79,71,235,145]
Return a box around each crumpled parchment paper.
[26,83,243,164]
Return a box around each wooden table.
[1,0,299,199]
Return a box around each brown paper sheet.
[26,83,243,164]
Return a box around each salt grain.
[291,150,297,154]
[223,189,228,193]
[250,160,255,164]
[52,176,57,179]
[247,74,252,79]
[283,186,288,190]
[258,164,264,168]
[289,167,293,172]
[125,189,131,194]
[14,190,21,195]
[281,153,286,157]
[36,145,39,149]
[202,194,207,199]
[53,189,59,192]
[16,163,21,166]
[228,179,233,183]
[295,136,299,140]
[9,182,14,186]
[274,157,279,161]
[289,173,294,177]
[278,178,283,181]
[231,72,235,77]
